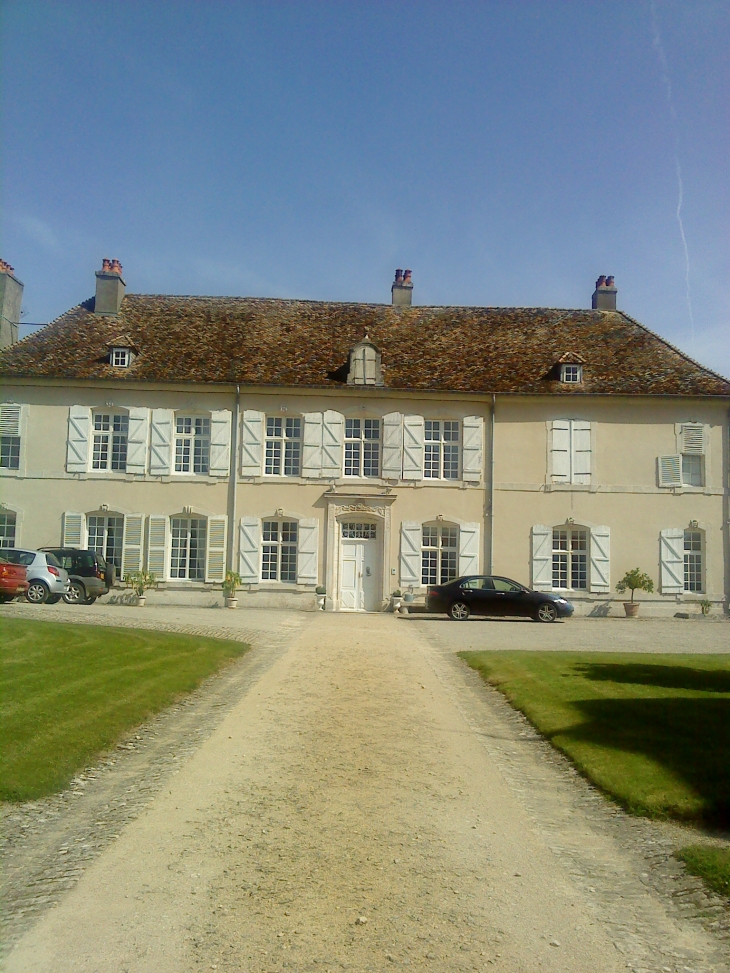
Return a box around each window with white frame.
[422,524,459,585]
[87,514,124,570]
[0,511,17,547]
[560,363,582,384]
[424,421,459,479]
[344,418,380,477]
[92,412,129,471]
[265,417,301,475]
[170,517,207,580]
[261,521,297,582]
[175,416,210,474]
[550,420,591,484]
[684,530,703,592]
[552,527,588,589]
[0,404,21,470]
[111,347,131,368]
[658,424,706,488]
[341,522,377,539]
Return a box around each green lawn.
[676,845,730,900]
[0,618,249,802]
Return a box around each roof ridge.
[617,310,730,384]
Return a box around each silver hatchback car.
[0,548,70,604]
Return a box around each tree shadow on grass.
[574,662,730,694]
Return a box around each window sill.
[546,482,593,491]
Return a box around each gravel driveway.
[2,604,729,972]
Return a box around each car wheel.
[448,601,470,621]
[46,595,62,604]
[62,581,85,605]
[83,595,97,605]
[536,602,558,623]
[26,580,50,604]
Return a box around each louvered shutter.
[680,424,704,454]
[121,513,144,578]
[399,521,422,585]
[66,406,90,473]
[302,413,323,477]
[550,421,570,482]
[572,421,592,484]
[239,517,261,583]
[461,416,484,482]
[125,408,149,474]
[205,516,228,582]
[658,455,682,487]
[589,525,610,593]
[402,416,425,480]
[209,410,232,477]
[321,411,344,478]
[458,523,480,576]
[531,524,552,591]
[0,403,21,436]
[297,518,319,585]
[241,410,264,476]
[149,409,173,476]
[147,515,169,580]
[382,412,403,478]
[62,512,85,548]
[660,528,684,594]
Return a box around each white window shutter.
[458,523,480,576]
[589,525,610,593]
[149,409,173,476]
[550,421,570,482]
[62,512,85,548]
[321,411,344,478]
[658,455,682,487]
[399,521,422,585]
[660,528,684,594]
[680,424,704,454]
[66,406,90,473]
[402,415,425,480]
[572,420,592,484]
[126,408,149,474]
[302,413,323,477]
[206,516,228,582]
[209,410,232,477]
[531,524,552,591]
[241,410,264,476]
[297,518,319,585]
[381,412,403,478]
[462,416,484,482]
[239,517,261,583]
[121,513,144,577]
[147,515,169,581]
[0,403,21,436]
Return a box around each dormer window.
[111,347,131,368]
[347,336,383,386]
[561,363,582,384]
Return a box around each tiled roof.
[1,294,728,396]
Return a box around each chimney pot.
[394,268,403,283]
[403,269,412,283]
[102,258,112,272]
[110,258,123,275]
[592,274,617,311]
[595,275,606,289]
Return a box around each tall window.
[552,528,588,589]
[175,417,210,474]
[684,530,703,592]
[92,413,128,471]
[262,521,297,582]
[422,524,458,585]
[87,515,124,570]
[344,419,380,477]
[265,417,301,475]
[424,421,459,479]
[0,404,21,470]
[0,511,16,547]
[170,517,207,579]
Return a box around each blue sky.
[3,1,729,377]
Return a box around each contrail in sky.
[650,0,696,353]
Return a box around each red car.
[0,556,28,602]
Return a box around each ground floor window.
[422,524,458,585]
[684,530,703,591]
[170,517,206,580]
[0,511,16,547]
[552,527,587,589]
[87,514,124,569]
[262,520,297,582]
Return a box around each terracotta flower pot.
[623,602,639,617]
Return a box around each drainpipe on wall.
[489,393,496,574]
[226,385,240,572]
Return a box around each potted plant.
[391,589,402,612]
[699,598,711,616]
[222,570,242,609]
[315,585,326,611]
[615,568,654,617]
[124,570,157,607]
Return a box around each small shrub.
[616,568,654,603]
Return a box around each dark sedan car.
[426,575,574,622]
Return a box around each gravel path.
[2,606,729,972]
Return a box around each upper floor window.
[0,404,21,470]
[175,416,210,474]
[262,520,297,582]
[560,363,582,384]
[111,347,131,368]
[0,510,17,547]
[265,417,301,476]
[344,418,380,477]
[658,423,706,488]
[92,412,128,471]
[550,420,591,484]
[424,421,459,479]
[422,524,458,585]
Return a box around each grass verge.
[459,651,730,825]
[676,845,730,901]
[1,618,249,802]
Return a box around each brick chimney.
[391,268,413,307]
[0,259,23,348]
[95,258,126,315]
[592,275,617,311]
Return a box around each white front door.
[339,524,380,611]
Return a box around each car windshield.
[44,552,62,568]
